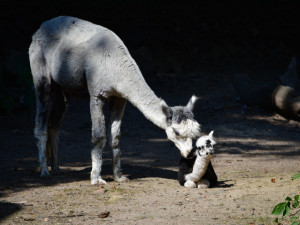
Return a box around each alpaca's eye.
[173,129,180,136]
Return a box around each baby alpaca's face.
[195,131,216,157]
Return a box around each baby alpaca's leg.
[196,179,210,189]
[184,180,197,188]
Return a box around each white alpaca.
[29,16,201,184]
[178,131,217,188]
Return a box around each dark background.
[0,0,300,114]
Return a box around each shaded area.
[1,74,299,196]
[233,58,300,121]
[0,202,22,222]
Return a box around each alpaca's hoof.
[40,167,50,178]
[184,180,197,188]
[197,179,210,189]
[115,176,130,183]
[91,177,107,185]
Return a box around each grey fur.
[29,16,201,184]
[171,106,194,124]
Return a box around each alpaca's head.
[161,95,201,158]
[195,131,216,158]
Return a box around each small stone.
[24,217,35,221]
[98,211,110,218]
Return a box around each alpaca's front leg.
[90,96,107,185]
[91,146,106,185]
[185,172,198,183]
[108,97,129,182]
[184,180,197,188]
[184,173,198,188]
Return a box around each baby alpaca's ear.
[208,130,214,138]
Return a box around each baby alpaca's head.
[195,131,216,157]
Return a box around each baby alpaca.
[178,131,217,188]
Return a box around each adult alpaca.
[29,16,201,184]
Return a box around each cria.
[178,131,217,188]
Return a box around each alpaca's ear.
[161,100,173,125]
[186,95,199,111]
[208,130,214,138]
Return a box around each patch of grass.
[271,172,300,225]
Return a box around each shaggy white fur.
[183,131,216,188]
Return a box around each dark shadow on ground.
[214,180,234,189]
[0,202,22,222]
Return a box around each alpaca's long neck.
[117,67,168,130]
[128,84,167,130]
[109,39,168,130]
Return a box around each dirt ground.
[0,72,299,225]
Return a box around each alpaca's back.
[35,17,112,53]
[29,16,141,98]
[41,17,103,40]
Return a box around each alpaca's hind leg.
[33,79,51,177]
[108,96,128,182]
[30,48,52,178]
[48,86,68,174]
[90,96,107,185]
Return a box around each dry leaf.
[98,211,110,218]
